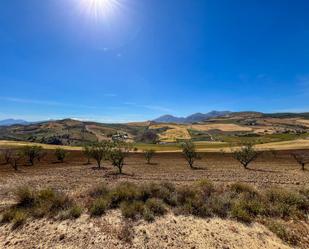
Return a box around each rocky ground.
[0,211,297,249]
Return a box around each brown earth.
[1,151,309,206]
[0,211,297,249]
[0,151,309,248]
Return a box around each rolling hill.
[1,112,309,146]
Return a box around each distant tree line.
[1,140,308,174]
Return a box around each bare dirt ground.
[0,151,309,248]
[0,211,297,249]
[1,151,308,202]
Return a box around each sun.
[80,0,121,19]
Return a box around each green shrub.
[197,180,215,199]
[15,187,35,208]
[230,182,259,198]
[49,195,72,213]
[15,187,74,217]
[194,204,212,218]
[143,208,155,222]
[68,205,83,219]
[265,188,309,218]
[37,188,56,201]
[89,183,110,198]
[12,210,28,229]
[140,182,177,206]
[120,201,144,219]
[265,220,299,246]
[207,195,231,218]
[90,198,109,217]
[231,204,252,223]
[176,187,197,206]
[0,209,16,223]
[144,198,167,216]
[59,205,83,220]
[109,182,141,208]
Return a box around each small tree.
[83,145,92,164]
[292,152,309,171]
[181,141,200,169]
[89,141,114,169]
[1,149,12,164]
[110,142,131,174]
[54,148,68,163]
[110,149,126,174]
[233,144,259,169]
[144,149,155,164]
[9,151,22,171]
[22,145,43,166]
[37,150,47,162]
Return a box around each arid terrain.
[1,114,309,249]
[2,112,309,146]
[0,149,309,248]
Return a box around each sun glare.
[80,0,121,19]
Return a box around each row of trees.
[0,146,68,171]
[1,141,308,173]
[180,140,309,171]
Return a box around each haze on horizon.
[0,0,309,123]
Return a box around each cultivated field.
[1,151,308,201]
[0,147,309,248]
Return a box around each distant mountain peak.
[0,119,30,126]
[153,111,231,124]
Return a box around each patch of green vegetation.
[264,220,299,246]
[134,141,227,151]
[1,181,308,246]
[214,132,309,145]
[188,129,213,142]
[0,187,78,229]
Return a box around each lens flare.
[80,0,122,19]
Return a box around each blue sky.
[0,0,309,122]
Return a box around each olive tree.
[89,141,114,169]
[1,149,12,164]
[22,145,43,166]
[55,148,68,163]
[181,140,200,169]
[109,142,131,174]
[292,152,309,171]
[233,144,260,169]
[83,145,92,164]
[144,149,156,164]
[9,151,22,171]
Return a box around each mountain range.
[153,111,232,123]
[0,119,30,126]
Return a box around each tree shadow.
[191,166,207,171]
[91,166,108,170]
[104,172,135,177]
[147,162,159,166]
[247,168,277,173]
[51,161,64,164]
